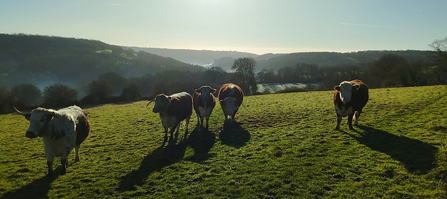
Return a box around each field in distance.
[1,85,447,198]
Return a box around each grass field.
[1,85,447,198]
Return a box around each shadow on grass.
[219,122,251,148]
[1,173,58,199]
[350,125,438,174]
[116,137,188,192]
[185,126,216,162]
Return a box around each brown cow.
[147,92,192,142]
[193,86,217,129]
[333,79,369,130]
[218,83,244,123]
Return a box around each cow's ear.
[334,86,341,91]
[219,99,224,105]
[193,88,200,93]
[212,89,217,94]
[352,84,360,90]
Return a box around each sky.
[1,0,446,55]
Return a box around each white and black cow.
[15,105,90,175]
[193,86,217,129]
[218,83,244,123]
[147,92,192,142]
[333,79,369,130]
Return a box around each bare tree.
[429,38,447,84]
[429,37,447,62]
[232,58,257,95]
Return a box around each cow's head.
[150,94,171,113]
[219,97,238,118]
[15,107,55,138]
[194,86,217,101]
[334,81,360,104]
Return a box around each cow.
[218,83,244,123]
[147,92,193,142]
[333,79,369,130]
[193,86,217,129]
[15,105,90,176]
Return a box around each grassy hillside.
[1,85,447,198]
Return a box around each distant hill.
[0,34,205,89]
[256,50,435,71]
[128,46,434,72]
[209,51,435,72]
[123,46,259,66]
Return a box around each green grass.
[1,86,447,198]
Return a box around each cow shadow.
[116,138,188,192]
[219,121,251,148]
[1,173,58,199]
[185,126,216,162]
[349,126,438,174]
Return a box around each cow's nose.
[25,131,37,138]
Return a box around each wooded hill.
[210,51,435,71]
[0,34,204,89]
[256,50,434,70]
[131,46,435,72]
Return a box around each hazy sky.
[2,0,446,54]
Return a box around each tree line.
[0,59,249,113]
[257,50,447,91]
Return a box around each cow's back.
[167,92,193,121]
[56,106,90,146]
[350,80,369,110]
[218,83,244,105]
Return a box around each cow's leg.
[44,147,54,176]
[196,113,201,126]
[46,157,54,176]
[74,145,80,162]
[175,122,181,135]
[60,158,68,175]
[205,116,210,129]
[163,127,169,142]
[169,122,180,142]
[347,114,354,130]
[200,117,204,129]
[335,115,342,130]
[60,148,70,175]
[354,110,361,126]
[185,116,190,136]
